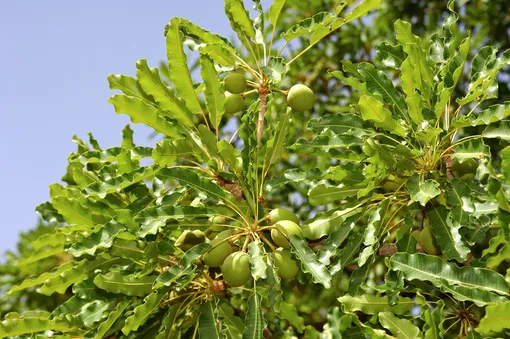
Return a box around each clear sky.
[0,1,233,252]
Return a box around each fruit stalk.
[257,85,269,147]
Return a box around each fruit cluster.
[222,72,315,114]
[174,208,302,287]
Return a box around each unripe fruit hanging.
[271,248,299,279]
[203,231,232,267]
[224,93,245,114]
[221,251,251,287]
[451,158,477,181]
[287,84,315,111]
[224,73,247,94]
[175,230,206,251]
[269,208,300,225]
[419,227,441,255]
[271,220,302,248]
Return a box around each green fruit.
[287,84,315,111]
[271,220,302,248]
[419,227,441,255]
[411,230,421,241]
[224,93,245,114]
[224,73,247,94]
[269,208,299,225]
[271,248,299,279]
[175,230,206,251]
[205,228,219,240]
[209,215,227,232]
[221,251,251,287]
[203,231,233,267]
[452,158,477,181]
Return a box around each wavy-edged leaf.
[378,312,422,339]
[9,261,74,293]
[83,165,156,199]
[289,235,332,288]
[152,139,193,167]
[268,0,286,27]
[358,62,409,125]
[407,174,440,206]
[317,217,356,264]
[40,256,126,295]
[303,204,362,240]
[248,240,267,280]
[16,245,64,267]
[427,205,470,262]
[417,295,444,339]
[166,17,203,114]
[453,103,510,127]
[89,300,130,339]
[482,121,510,141]
[156,167,230,201]
[199,301,223,339]
[122,290,168,335]
[71,146,152,166]
[107,74,154,105]
[109,239,145,262]
[69,221,125,257]
[307,113,365,136]
[476,301,510,335]
[338,294,414,315]
[401,58,425,125]
[308,183,365,206]
[154,243,210,289]
[242,293,266,339]
[281,10,337,42]
[451,139,490,161]
[136,58,194,127]
[279,301,305,333]
[264,108,291,167]
[93,272,155,296]
[109,94,181,138]
[77,300,112,327]
[224,0,256,40]
[154,304,180,339]
[135,205,217,237]
[218,300,244,338]
[376,42,405,69]
[359,95,406,137]
[200,53,225,132]
[291,131,363,153]
[389,253,509,297]
[51,196,98,227]
[0,311,68,339]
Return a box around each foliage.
[2,0,510,338]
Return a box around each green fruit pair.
[451,158,477,181]
[271,248,299,279]
[224,73,247,94]
[269,208,299,225]
[221,251,251,287]
[271,220,302,248]
[287,84,315,111]
[175,230,206,251]
[203,230,232,267]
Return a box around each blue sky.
[0,1,233,252]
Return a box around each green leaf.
[451,139,490,161]
[357,62,410,125]
[482,121,510,141]
[476,301,510,335]
[427,205,470,262]
[218,301,244,338]
[268,0,286,27]
[135,205,217,237]
[136,58,194,127]
[290,235,332,288]
[389,253,509,297]
[93,272,156,296]
[309,183,366,206]
[152,139,193,167]
[71,146,151,166]
[9,261,74,293]
[303,204,362,240]
[83,166,157,199]
[264,108,291,167]
[401,58,424,125]
[279,301,305,333]
[90,300,130,339]
[337,295,415,315]
[107,74,153,105]
[242,293,266,339]
[281,10,337,42]
[78,300,111,327]
[199,301,222,339]
[109,94,181,138]
[109,239,145,262]
[68,221,125,257]
[51,196,98,228]
[154,304,180,339]
[122,291,168,335]
[200,53,225,132]
[225,0,256,39]
[307,113,365,135]
[407,174,440,206]
[358,95,406,137]
[156,167,231,201]
[121,124,135,149]
[378,312,422,339]
[248,240,267,280]
[16,245,64,267]
[166,17,203,114]
[376,42,405,69]
[453,103,510,127]
[0,311,68,339]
